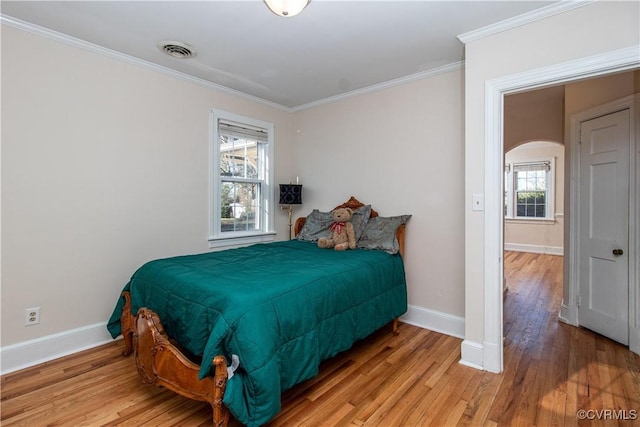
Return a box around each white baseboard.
[630,326,640,356]
[482,340,502,373]
[400,304,465,339]
[459,340,484,370]
[1,305,469,376]
[504,243,563,256]
[559,301,578,326]
[0,322,115,375]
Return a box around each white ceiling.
[2,1,560,109]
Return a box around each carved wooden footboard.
[120,292,230,426]
[119,197,404,426]
[121,297,398,426]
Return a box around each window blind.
[219,120,268,141]
[513,162,550,172]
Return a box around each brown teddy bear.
[318,207,356,250]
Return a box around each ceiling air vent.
[157,41,196,59]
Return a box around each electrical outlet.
[25,307,40,326]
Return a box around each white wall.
[1,22,467,372]
[1,26,293,351]
[504,141,565,255]
[292,68,466,327]
[4,1,637,374]
[463,1,639,369]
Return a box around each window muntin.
[515,168,547,218]
[210,111,274,245]
[504,161,553,220]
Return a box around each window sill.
[209,232,276,249]
[505,217,556,225]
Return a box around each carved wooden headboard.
[293,196,406,257]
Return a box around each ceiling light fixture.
[264,0,310,17]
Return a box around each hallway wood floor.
[2,252,639,426]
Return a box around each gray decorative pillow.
[296,205,372,242]
[349,205,371,242]
[357,215,411,254]
[296,209,333,241]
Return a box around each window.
[504,160,554,220]
[210,110,275,247]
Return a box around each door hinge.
[576,294,582,307]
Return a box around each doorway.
[504,141,565,257]
[502,98,632,348]
[482,50,640,373]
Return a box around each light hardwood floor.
[2,252,639,426]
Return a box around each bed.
[107,197,409,426]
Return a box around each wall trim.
[559,302,578,326]
[0,14,291,113]
[460,340,484,370]
[1,305,464,376]
[504,243,563,256]
[457,0,594,44]
[401,305,465,339]
[1,14,463,114]
[290,62,464,112]
[484,45,640,374]
[0,322,114,375]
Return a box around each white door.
[578,109,630,345]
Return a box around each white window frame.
[209,110,275,248]
[504,158,555,222]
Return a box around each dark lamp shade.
[279,184,303,205]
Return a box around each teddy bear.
[318,207,356,251]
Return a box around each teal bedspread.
[107,240,407,426]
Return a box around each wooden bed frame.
[119,197,406,426]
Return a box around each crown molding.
[291,61,464,112]
[0,14,293,113]
[0,1,608,112]
[2,14,467,113]
[457,0,595,44]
